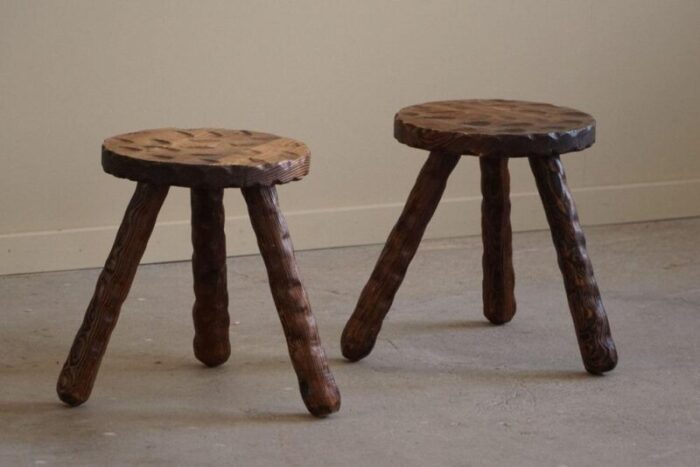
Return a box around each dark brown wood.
[480,157,516,324]
[529,156,618,374]
[242,185,340,417]
[57,182,169,406]
[341,151,460,361]
[191,188,230,367]
[339,101,616,375]
[103,128,310,188]
[395,99,595,157]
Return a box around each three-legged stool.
[341,100,618,374]
[57,128,340,417]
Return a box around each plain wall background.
[1,0,699,274]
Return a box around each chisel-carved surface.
[103,128,310,188]
[395,99,595,157]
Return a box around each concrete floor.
[1,218,699,466]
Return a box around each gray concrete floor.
[1,218,699,466]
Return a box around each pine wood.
[529,156,618,374]
[57,182,169,405]
[395,99,595,157]
[480,157,516,324]
[191,188,231,367]
[341,151,460,361]
[103,128,310,188]
[242,185,341,417]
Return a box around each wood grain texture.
[242,185,340,417]
[191,188,230,367]
[57,182,169,406]
[529,156,618,374]
[103,128,310,188]
[480,157,516,324]
[395,99,595,157]
[341,151,460,361]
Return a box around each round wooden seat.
[102,128,310,188]
[394,99,595,157]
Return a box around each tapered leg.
[480,157,516,324]
[191,188,230,367]
[529,156,617,374]
[341,151,461,361]
[57,182,169,405]
[242,185,340,417]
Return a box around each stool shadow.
[389,318,493,333]
[331,355,590,381]
[0,400,317,442]
[102,353,298,373]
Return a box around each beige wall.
[2,0,699,274]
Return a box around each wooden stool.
[341,100,618,374]
[57,128,340,417]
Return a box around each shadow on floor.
[387,318,494,332]
[0,400,316,444]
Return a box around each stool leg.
[341,151,460,361]
[57,182,169,405]
[529,156,618,374]
[480,157,516,324]
[242,185,340,417]
[191,188,230,367]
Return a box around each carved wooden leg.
[480,157,516,324]
[57,182,169,405]
[529,156,618,374]
[242,185,340,417]
[191,188,230,367]
[341,151,461,361]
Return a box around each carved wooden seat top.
[394,99,595,157]
[102,128,310,188]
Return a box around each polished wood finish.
[395,99,595,157]
[480,157,516,324]
[529,156,618,374]
[341,151,460,361]
[343,100,617,374]
[103,128,310,188]
[57,182,169,406]
[242,185,341,417]
[191,188,230,367]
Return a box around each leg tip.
[301,382,341,418]
[57,389,87,407]
[584,341,618,375]
[308,400,341,418]
[196,354,230,368]
[194,341,231,367]
[340,322,379,362]
[340,335,377,362]
[340,340,372,362]
[484,314,514,325]
[483,303,516,325]
[57,373,90,407]
[584,357,618,375]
